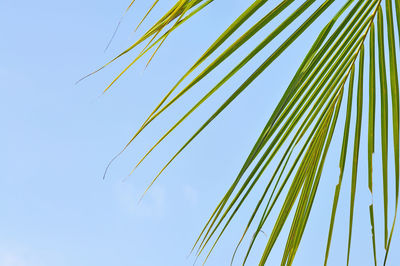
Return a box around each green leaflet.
[368,24,376,194]
[140,0,336,200]
[324,65,355,266]
[93,0,400,264]
[209,14,369,263]
[347,44,364,266]
[285,91,343,265]
[131,0,307,172]
[368,22,377,266]
[377,6,389,248]
[203,35,365,264]
[384,0,400,263]
[121,0,300,158]
[81,0,212,86]
[195,1,374,261]
[259,98,336,265]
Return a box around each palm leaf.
[92,0,400,264]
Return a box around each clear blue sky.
[1,0,400,265]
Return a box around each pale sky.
[1,0,400,265]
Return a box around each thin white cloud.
[182,185,198,205]
[0,251,29,266]
[114,182,167,218]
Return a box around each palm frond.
[93,0,400,264]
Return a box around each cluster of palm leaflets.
[93,0,400,265]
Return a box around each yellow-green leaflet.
[94,0,400,264]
